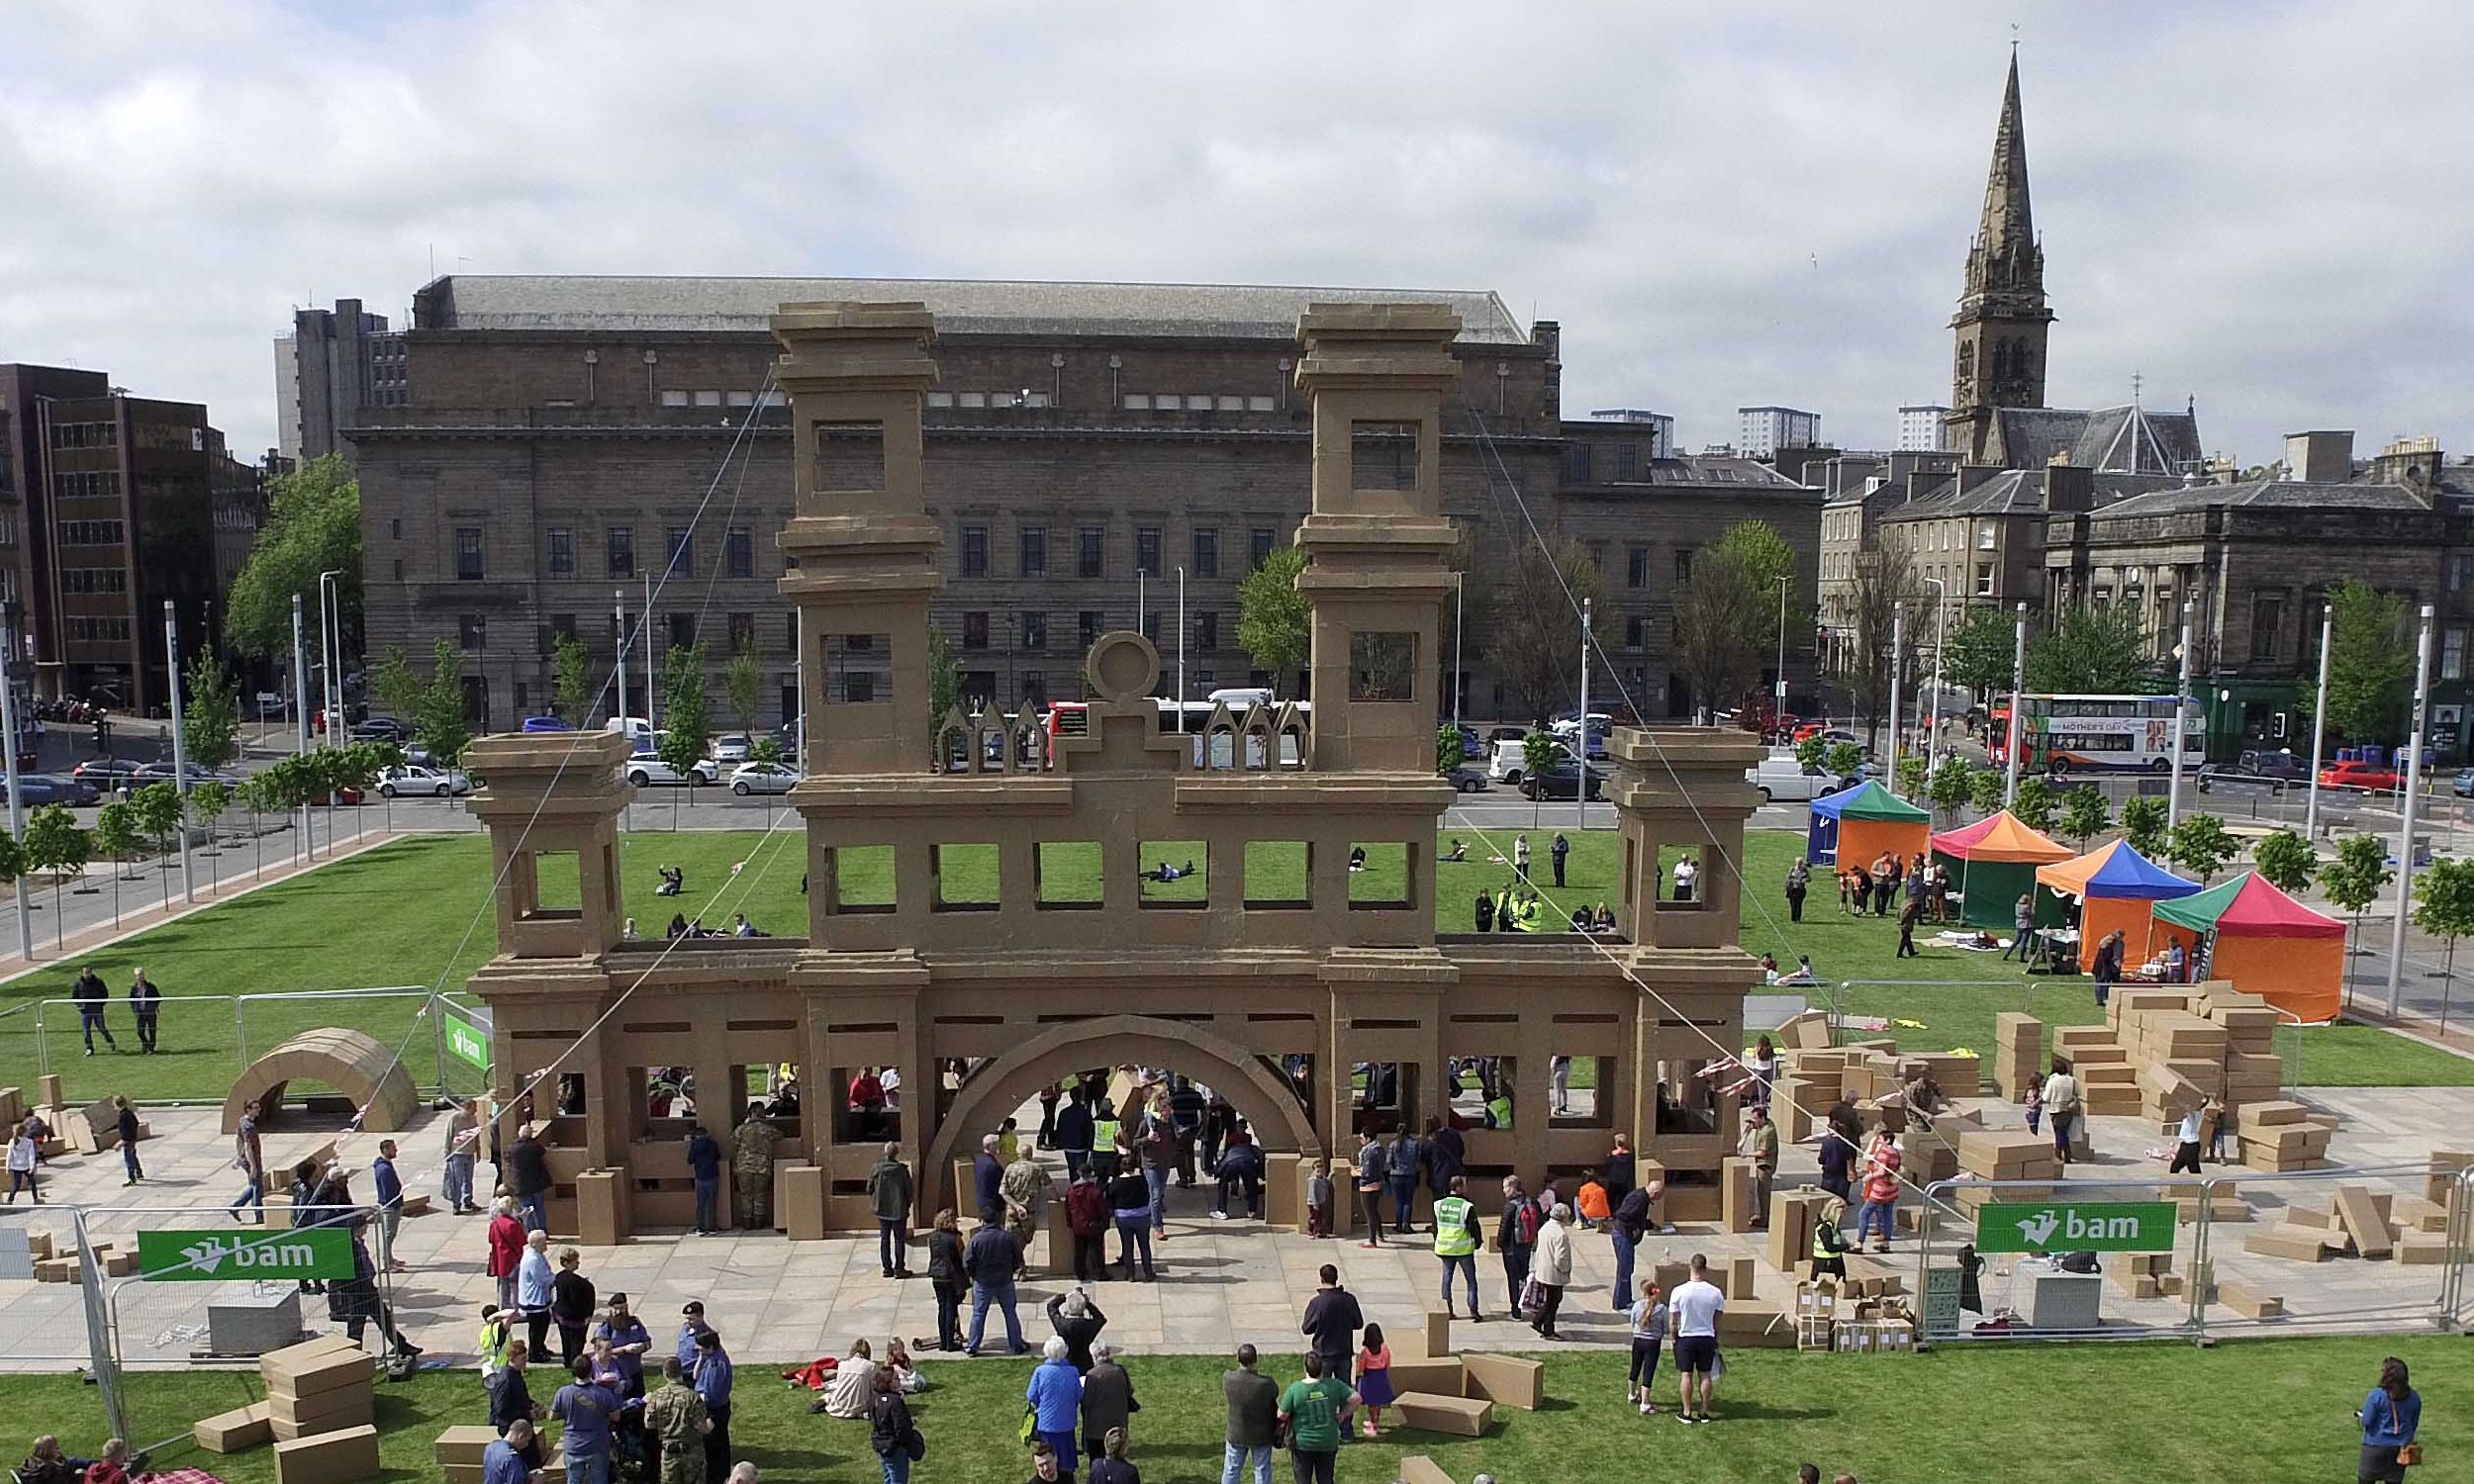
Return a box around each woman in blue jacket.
[2358,1354,2421,1483]
[1026,1337,1084,1481]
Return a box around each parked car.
[607,715,654,746]
[2454,766,2474,799]
[71,758,145,795]
[520,714,574,733]
[1489,737,1564,786]
[1444,764,1490,793]
[625,752,717,788]
[1520,758,1608,801]
[2199,749,2311,794]
[1455,724,1484,761]
[131,763,238,792]
[713,732,754,765]
[728,761,803,795]
[1747,752,1832,803]
[351,716,409,743]
[12,774,97,806]
[377,764,473,797]
[2319,760,2402,792]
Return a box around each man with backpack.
[1495,1175,1541,1317]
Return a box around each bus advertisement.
[2001,693,2204,776]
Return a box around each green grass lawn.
[57,1336,2474,1484]
[4,824,2463,1108]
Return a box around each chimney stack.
[2282,429,2354,484]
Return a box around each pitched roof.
[2035,839,2200,900]
[1811,780,1930,823]
[1881,468,2185,522]
[1993,405,2204,474]
[2153,871,2344,938]
[1930,810,2073,863]
[2093,477,2434,521]
[413,274,1530,343]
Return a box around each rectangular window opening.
[1243,840,1310,909]
[1137,840,1208,909]
[930,843,1000,912]
[1351,419,1419,490]
[1349,631,1416,702]
[1547,1054,1613,1128]
[526,850,582,918]
[814,420,887,493]
[1447,1055,1517,1131]
[824,845,896,914]
[826,632,892,704]
[1347,841,1412,909]
[1036,841,1103,909]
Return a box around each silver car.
[377,764,473,797]
[625,753,717,788]
[728,762,802,795]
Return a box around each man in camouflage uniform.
[731,1107,781,1230]
[643,1356,712,1484]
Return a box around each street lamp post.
[164,601,194,904]
[1921,577,1947,778]
[2387,603,2436,1017]
[317,569,343,746]
[1452,572,1466,732]
[2167,599,2194,832]
[1176,566,1187,704]
[290,595,311,861]
[0,620,30,958]
[1576,598,1591,829]
[1885,603,1905,793]
[2004,602,2027,805]
[615,588,633,832]
[1774,574,1790,732]
[2305,602,2333,842]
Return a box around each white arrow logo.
[2014,1210,2060,1248]
[183,1237,229,1275]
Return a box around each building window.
[961,524,990,578]
[725,527,753,579]
[1078,525,1105,579]
[727,612,754,654]
[1142,610,1162,645]
[547,527,574,578]
[1626,615,1647,650]
[1192,528,1219,578]
[1079,610,1103,651]
[2453,555,2474,595]
[1020,611,1047,651]
[458,614,486,651]
[1613,443,1638,482]
[2250,595,2284,663]
[455,526,484,581]
[608,526,634,577]
[1674,549,1693,583]
[1250,527,1277,569]
[666,526,694,576]
[1136,526,1162,579]
[550,613,578,642]
[1627,546,1649,590]
[1018,526,1047,578]
[1975,562,1994,597]
[668,613,697,652]
[1564,444,1593,483]
[2446,625,2470,682]
[1977,521,1997,551]
[1194,611,1218,650]
[962,611,990,650]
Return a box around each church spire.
[1972,51,2037,288]
[1946,49,2055,462]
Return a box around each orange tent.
[2035,839,2202,972]
[2154,872,2346,1023]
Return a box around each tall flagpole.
[2304,602,2333,842]
[2386,603,2435,1017]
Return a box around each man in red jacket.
[486,1196,526,1309]
[1064,1168,1109,1285]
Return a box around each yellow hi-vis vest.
[1093,1117,1121,1153]
[1432,1195,1478,1256]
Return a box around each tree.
[371,644,422,724]
[1967,765,2008,817]
[658,646,713,824]
[1436,723,1463,775]
[1928,757,1975,821]
[1943,604,2019,699]
[2119,794,2169,859]
[1825,741,1861,781]
[2251,828,2318,895]
[23,802,88,942]
[1794,735,1826,774]
[2026,605,2152,694]
[2167,813,2237,882]
[750,735,788,767]
[132,782,183,863]
[926,622,960,730]
[552,633,595,726]
[1836,545,1916,744]
[2412,857,2474,1029]
[1522,731,1563,826]
[188,778,231,890]
[2322,832,2393,983]
[224,455,359,660]
[1235,545,1310,697]
[1672,520,1797,719]
[411,639,473,766]
[2318,579,2415,743]
[93,801,143,880]
[1894,752,1928,801]
[1484,539,1601,724]
[2059,785,2112,850]
[721,642,761,737]
[180,652,241,771]
[2011,775,2059,834]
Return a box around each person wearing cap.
[675,1301,711,1371]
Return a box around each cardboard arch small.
[224,1028,422,1134]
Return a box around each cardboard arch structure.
[222,1028,423,1134]
[920,1012,1324,1196]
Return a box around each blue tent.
[1805,780,1931,866]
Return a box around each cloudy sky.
[3,0,2468,466]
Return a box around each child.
[1626,1279,1667,1414]
[998,1117,1021,1165]
[2204,1096,2228,1163]
[1354,1322,1394,1437]
[1306,1159,1336,1238]
[1574,1171,1610,1232]
[2023,1080,2043,1137]
[5,1125,38,1204]
[885,1337,927,1393]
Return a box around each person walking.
[1105,1162,1155,1281]
[866,1142,914,1279]
[1495,1175,1537,1315]
[1785,858,1809,923]
[1220,1344,1278,1484]
[1024,1338,1083,1481]
[1817,1105,1857,1206]
[1626,1278,1667,1415]
[924,1209,966,1352]
[485,1196,525,1309]
[1299,1264,1362,1383]
[684,1123,723,1234]
[2002,894,2035,962]
[1856,1129,1901,1252]
[1530,1203,1574,1339]
[869,1362,923,1484]
[71,966,116,1056]
[1550,831,1570,888]
[730,1107,780,1230]
[6,1122,39,1203]
[127,969,160,1055]
[508,1124,552,1233]
[228,1098,265,1223]
[1385,1124,1422,1235]
[2044,1057,2082,1164]
[644,1355,713,1484]
[690,1327,733,1481]
[113,1095,142,1185]
[1353,1323,1393,1438]
[1275,1352,1358,1484]
[443,1098,482,1215]
[964,1211,1027,1354]
[1352,1131,1385,1246]
[1669,1254,1725,1424]
[1895,891,1921,958]
[550,1248,596,1368]
[2091,929,2126,1008]
[2357,1355,2422,1482]
[1079,1343,1137,1471]
[1740,1106,1778,1228]
[1431,1175,1483,1321]
[2168,1101,2207,1176]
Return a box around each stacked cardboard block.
[1764,1188,1825,1273]
[2166,1178,2251,1225]
[1831,1316,1916,1353]
[261,1337,376,1441]
[2235,1101,2332,1172]
[2426,1151,2474,1209]
[1794,1277,1840,1349]
[2049,1025,2141,1117]
[2106,1251,2174,1299]
[195,1402,274,1453]
[1955,1130,2058,1213]
[1994,1013,2043,1102]
[1776,1009,1833,1051]
[2247,1183,2446,1263]
[272,1425,379,1484]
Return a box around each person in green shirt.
[1277,1351,1358,1484]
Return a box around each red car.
[2318,761,2402,792]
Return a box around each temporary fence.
[1912,1160,2468,1345]
[29,987,488,1101]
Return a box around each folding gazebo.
[1929,811,2075,928]
[1806,780,1931,870]
[2152,872,2345,1023]
[2034,839,2201,972]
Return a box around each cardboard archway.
[223,1028,423,1133]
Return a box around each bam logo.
[2013,1207,2147,1247]
[181,1236,320,1276]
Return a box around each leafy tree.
[1893,751,1928,801]
[24,802,88,935]
[224,455,359,660]
[1235,545,1310,697]
[2119,794,2169,859]
[132,782,183,860]
[2166,813,2237,882]
[1522,731,1563,826]
[2059,785,2112,850]
[1436,723,1464,774]
[1672,520,1798,719]
[1483,538,1602,724]
[2011,775,2059,834]
[2322,832,2393,976]
[93,801,143,880]
[1942,604,2019,699]
[1825,741,1861,781]
[1928,757,1975,819]
[2250,828,2318,895]
[180,652,241,771]
[552,633,595,725]
[1836,545,1916,746]
[1966,764,2008,817]
[2412,856,2474,1018]
[0,829,24,897]
[926,622,960,728]
[658,646,713,816]
[2026,605,2152,694]
[1794,735,1826,773]
[412,639,473,765]
[750,735,788,767]
[2316,579,2416,743]
[371,644,422,724]
[188,779,231,837]
[723,642,761,736]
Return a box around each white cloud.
[3,0,2470,466]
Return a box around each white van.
[1490,736,1567,786]
[607,715,653,745]
[1746,751,1830,803]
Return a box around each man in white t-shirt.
[1667,1252,1726,1424]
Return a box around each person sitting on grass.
[19,1438,92,1484]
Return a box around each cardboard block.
[1385,1356,1468,1397]
[195,1401,274,1453]
[1726,1255,1758,1299]
[1391,1392,1493,1438]
[272,1424,380,1484]
[263,1348,376,1400]
[1776,1009,1832,1051]
[2332,1185,2394,1259]
[576,1167,631,1248]
[433,1427,502,1466]
[36,1073,60,1108]
[2236,1101,2310,1130]
[1459,1350,1543,1409]
[2242,1226,2332,1262]
[2216,1283,2283,1320]
[2397,1234,2451,1265]
[1398,1458,1459,1484]
[1715,1297,1794,1347]
[1721,1157,1758,1233]
[273,1384,376,1430]
[1764,1189,1816,1272]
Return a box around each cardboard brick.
[2236,1101,2311,1130]
[2332,1185,2394,1259]
[2216,1283,2282,1320]
[1386,1356,1468,1396]
[2397,1234,2452,1265]
[1391,1391,1493,1438]
[263,1352,376,1401]
[2243,1226,2333,1262]
[36,1073,60,1108]
[273,1386,376,1432]
[1397,1458,1459,1484]
[433,1427,502,1466]
[195,1401,274,1453]
[1721,1156,1759,1233]
[1776,1009,1832,1051]
[1458,1350,1543,1409]
[1725,1255,1758,1299]
[272,1424,380,1484]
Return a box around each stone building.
[458,302,1765,1242]
[277,298,408,466]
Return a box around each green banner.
[136,1227,357,1281]
[444,1015,491,1071]
[1976,1200,2178,1253]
